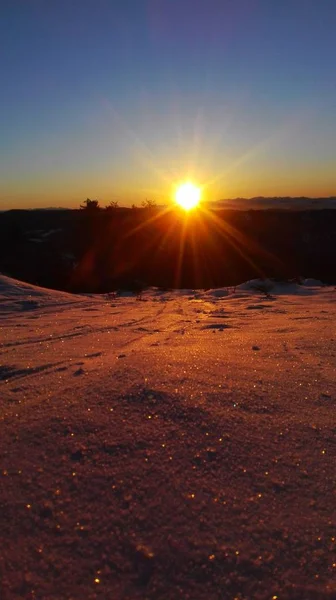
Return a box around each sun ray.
[174,216,189,288]
[123,205,172,240]
[199,204,285,278]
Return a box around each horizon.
[1,0,336,209]
[1,195,336,213]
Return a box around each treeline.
[80,198,157,211]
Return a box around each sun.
[175,182,201,211]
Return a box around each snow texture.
[0,274,335,599]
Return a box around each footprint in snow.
[201,323,231,330]
[74,368,85,376]
[246,304,272,310]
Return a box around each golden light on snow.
[175,182,201,211]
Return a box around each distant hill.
[210,197,336,211]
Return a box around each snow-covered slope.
[0,274,98,314]
[0,275,335,599]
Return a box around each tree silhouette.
[141,199,157,208]
[80,198,100,211]
[105,201,119,211]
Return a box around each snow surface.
[0,274,335,599]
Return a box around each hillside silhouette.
[0,203,335,292]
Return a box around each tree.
[105,201,119,211]
[141,199,157,208]
[80,198,100,211]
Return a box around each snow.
[0,274,335,599]
[0,274,96,314]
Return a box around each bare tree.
[141,199,157,208]
[105,201,119,211]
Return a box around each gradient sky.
[1,0,335,209]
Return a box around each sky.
[1,0,336,209]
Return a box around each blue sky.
[1,0,335,208]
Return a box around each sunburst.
[175,182,201,211]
